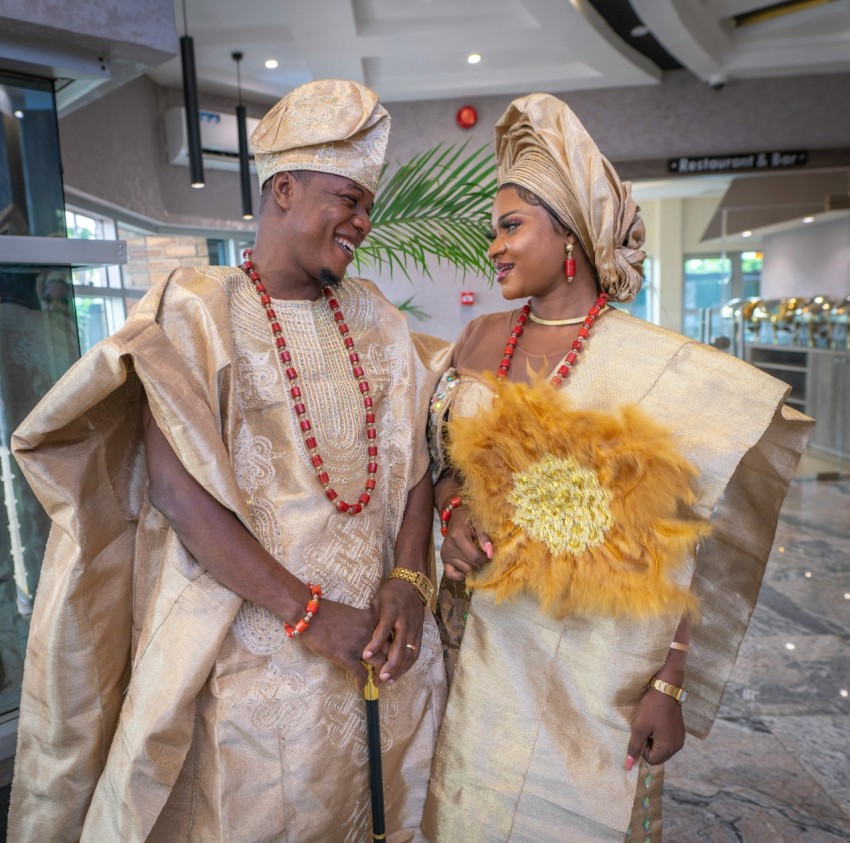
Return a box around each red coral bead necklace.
[497,292,609,386]
[241,248,377,516]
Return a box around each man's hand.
[301,599,386,692]
[441,506,492,582]
[625,671,686,770]
[362,579,425,685]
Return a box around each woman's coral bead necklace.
[497,292,609,386]
[241,249,377,516]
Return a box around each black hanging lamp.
[180,0,205,188]
[232,51,253,220]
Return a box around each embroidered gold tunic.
[9,266,450,842]
[423,308,813,842]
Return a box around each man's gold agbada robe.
[9,266,450,842]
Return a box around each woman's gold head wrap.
[495,93,645,302]
[250,78,390,194]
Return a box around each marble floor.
[662,473,850,841]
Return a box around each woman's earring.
[564,242,576,284]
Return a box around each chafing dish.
[752,297,808,344]
[828,297,850,350]
[794,296,835,347]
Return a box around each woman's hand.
[362,579,425,685]
[625,668,686,770]
[440,506,492,582]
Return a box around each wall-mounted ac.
[165,106,259,172]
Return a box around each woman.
[422,93,813,841]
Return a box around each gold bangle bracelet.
[669,641,689,652]
[649,676,688,704]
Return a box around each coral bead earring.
[564,242,576,284]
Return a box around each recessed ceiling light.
[14,109,23,118]
[802,216,814,223]
[467,53,482,65]
[630,25,650,37]
[742,230,752,237]
[841,689,849,698]
[265,59,278,69]
[784,642,796,650]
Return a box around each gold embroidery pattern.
[314,143,337,167]
[242,659,310,730]
[235,348,280,409]
[233,602,288,656]
[230,274,277,346]
[275,285,370,484]
[353,319,414,563]
[232,425,276,498]
[509,454,613,555]
[298,516,384,609]
[232,497,286,655]
[324,685,398,763]
[349,121,390,186]
[341,798,371,843]
[290,94,342,130]
[248,496,283,559]
[373,402,414,566]
[351,121,390,167]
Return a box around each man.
[39,272,74,320]
[9,79,449,842]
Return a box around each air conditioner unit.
[165,107,259,172]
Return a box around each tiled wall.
[121,231,209,291]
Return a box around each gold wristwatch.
[649,676,688,704]
[388,567,435,606]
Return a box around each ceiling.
[146,0,850,105]
[141,0,850,240]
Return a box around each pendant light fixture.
[232,51,253,220]
[180,0,205,188]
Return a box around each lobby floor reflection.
[663,477,850,841]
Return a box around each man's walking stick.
[363,663,386,841]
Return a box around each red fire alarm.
[456,105,478,130]
[461,291,475,306]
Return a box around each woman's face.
[487,186,566,301]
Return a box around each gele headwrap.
[251,78,390,194]
[495,93,645,302]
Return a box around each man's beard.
[319,268,342,287]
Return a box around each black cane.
[363,663,386,841]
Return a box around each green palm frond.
[393,295,430,321]
[354,142,497,281]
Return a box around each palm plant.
[354,142,498,282]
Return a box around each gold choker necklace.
[528,305,609,326]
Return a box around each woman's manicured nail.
[625,755,635,772]
[484,542,494,559]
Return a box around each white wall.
[375,263,501,344]
[761,217,850,300]
[683,197,722,254]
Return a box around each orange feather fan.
[447,377,707,620]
